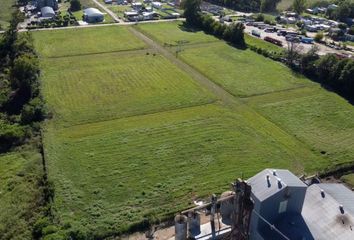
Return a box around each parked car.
[300,36,314,44]
[264,27,277,33]
[252,30,261,37]
[277,30,287,36]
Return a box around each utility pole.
[230,179,253,240]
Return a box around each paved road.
[0,18,185,33]
[91,0,121,23]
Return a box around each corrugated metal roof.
[84,8,103,16]
[41,6,55,16]
[247,169,306,201]
[302,184,354,239]
[318,183,354,216]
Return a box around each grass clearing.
[41,51,216,126]
[44,103,322,235]
[33,26,146,57]
[0,151,43,239]
[341,174,354,188]
[0,0,15,30]
[136,21,219,46]
[178,42,312,97]
[245,86,354,165]
[245,34,284,54]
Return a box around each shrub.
[70,0,81,11]
[314,32,324,42]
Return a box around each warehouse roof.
[41,6,55,16]
[302,184,354,239]
[84,8,103,16]
[247,169,306,201]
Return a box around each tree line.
[203,0,281,13]
[182,0,245,46]
[0,11,46,152]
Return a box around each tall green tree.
[292,0,306,14]
[181,0,201,26]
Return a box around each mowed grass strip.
[41,51,216,126]
[245,86,354,165]
[136,21,219,45]
[178,42,313,97]
[44,103,322,235]
[33,26,146,58]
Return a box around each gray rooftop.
[84,8,103,16]
[247,169,306,201]
[302,184,354,239]
[318,183,354,216]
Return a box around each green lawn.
[245,86,354,165]
[33,26,146,57]
[178,42,312,97]
[41,51,216,126]
[44,103,322,235]
[136,21,219,46]
[0,151,43,239]
[0,0,15,30]
[341,173,354,187]
[38,22,354,238]
[245,34,284,53]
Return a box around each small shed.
[41,6,55,18]
[83,8,104,23]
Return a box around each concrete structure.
[40,6,55,18]
[247,169,354,239]
[83,8,104,23]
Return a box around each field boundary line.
[41,48,152,59]
[55,100,219,129]
[240,85,317,100]
[129,25,327,163]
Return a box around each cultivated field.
[0,0,15,29]
[44,103,322,235]
[41,51,215,126]
[33,26,146,57]
[136,21,219,46]
[179,42,312,97]
[245,86,354,165]
[36,22,354,237]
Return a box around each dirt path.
[91,0,121,23]
[128,27,240,107]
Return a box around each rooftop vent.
[277,178,282,189]
[320,189,325,198]
[273,170,277,176]
[340,205,345,214]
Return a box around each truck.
[264,36,283,46]
[300,36,314,44]
[251,30,261,37]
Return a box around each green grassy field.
[136,21,219,46]
[0,151,43,239]
[245,34,284,53]
[44,103,323,235]
[341,173,354,187]
[33,26,146,57]
[245,86,354,165]
[178,42,312,97]
[35,22,354,237]
[0,0,15,29]
[41,51,215,126]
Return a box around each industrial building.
[83,8,104,23]
[40,6,55,18]
[171,169,354,240]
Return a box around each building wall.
[249,186,307,239]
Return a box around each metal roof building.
[247,169,354,240]
[41,6,55,18]
[83,8,104,23]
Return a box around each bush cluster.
[0,11,46,152]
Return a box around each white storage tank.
[175,214,187,240]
